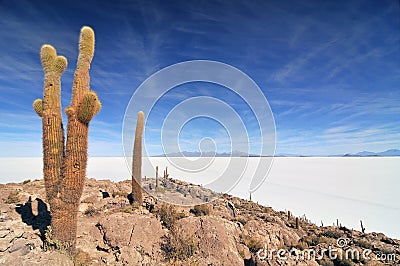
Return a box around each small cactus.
[360,220,365,234]
[131,111,144,204]
[164,166,169,179]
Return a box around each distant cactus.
[156,166,159,188]
[360,220,365,234]
[131,111,144,204]
[162,167,169,188]
[33,26,101,254]
[164,166,169,179]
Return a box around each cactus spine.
[131,111,144,204]
[33,26,101,254]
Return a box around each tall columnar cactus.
[164,166,169,179]
[132,111,144,204]
[33,26,101,253]
[155,166,159,188]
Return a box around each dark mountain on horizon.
[277,149,400,157]
[344,149,400,157]
[275,153,304,157]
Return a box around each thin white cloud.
[271,35,343,83]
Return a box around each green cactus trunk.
[132,111,144,204]
[33,26,101,254]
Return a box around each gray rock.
[8,238,31,256]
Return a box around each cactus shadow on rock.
[15,198,51,238]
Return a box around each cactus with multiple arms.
[131,111,144,204]
[33,26,101,254]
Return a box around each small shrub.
[155,187,165,193]
[301,235,319,246]
[22,179,31,184]
[43,226,71,253]
[354,239,372,249]
[4,190,20,204]
[121,202,141,214]
[73,249,91,266]
[263,207,271,213]
[237,217,248,226]
[84,206,98,216]
[112,191,127,198]
[189,204,210,217]
[318,257,335,266]
[241,235,263,253]
[321,229,343,239]
[163,227,198,261]
[377,247,395,259]
[317,236,336,245]
[158,204,185,230]
[332,257,355,266]
[301,235,335,246]
[294,240,309,250]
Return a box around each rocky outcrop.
[0,179,399,266]
[0,203,72,266]
[93,213,166,265]
[174,216,244,265]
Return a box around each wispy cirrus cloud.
[0,0,398,157]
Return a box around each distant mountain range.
[154,150,258,157]
[154,149,400,157]
[343,149,400,157]
[278,149,400,157]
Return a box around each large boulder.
[174,215,244,265]
[92,212,166,265]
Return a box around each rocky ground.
[0,178,399,265]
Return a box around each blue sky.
[0,0,399,157]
